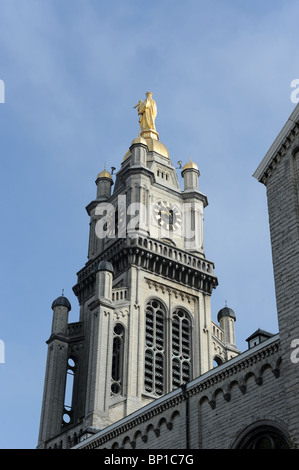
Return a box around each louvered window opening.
[172,310,191,390]
[111,323,125,396]
[144,300,165,396]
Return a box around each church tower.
[37,93,239,449]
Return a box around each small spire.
[62,289,64,297]
[225,300,227,307]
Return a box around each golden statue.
[134,92,157,133]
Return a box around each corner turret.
[96,260,114,301]
[96,168,113,199]
[51,295,71,336]
[217,305,237,347]
[181,157,200,191]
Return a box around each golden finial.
[182,156,199,171]
[134,92,158,140]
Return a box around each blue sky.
[0,0,298,449]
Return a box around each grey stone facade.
[38,102,299,450]
[253,103,299,445]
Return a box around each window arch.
[213,355,224,367]
[234,422,290,449]
[144,299,166,396]
[171,309,192,389]
[62,356,77,426]
[144,301,193,396]
[111,323,125,397]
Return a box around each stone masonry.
[73,334,284,449]
[38,101,299,450]
[253,103,299,442]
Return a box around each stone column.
[37,296,71,447]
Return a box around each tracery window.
[172,309,192,390]
[62,356,77,426]
[111,323,125,396]
[236,425,290,449]
[144,299,165,396]
[144,300,192,396]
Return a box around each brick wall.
[264,141,299,440]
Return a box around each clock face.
[153,200,181,231]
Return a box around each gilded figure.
[134,92,157,131]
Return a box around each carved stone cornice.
[253,105,299,186]
[47,323,85,345]
[260,124,299,186]
[73,235,218,303]
[46,334,68,345]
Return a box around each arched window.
[171,309,192,390]
[0,339,4,363]
[144,301,193,397]
[236,425,290,449]
[213,355,224,367]
[63,356,77,426]
[144,299,165,396]
[111,323,125,396]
